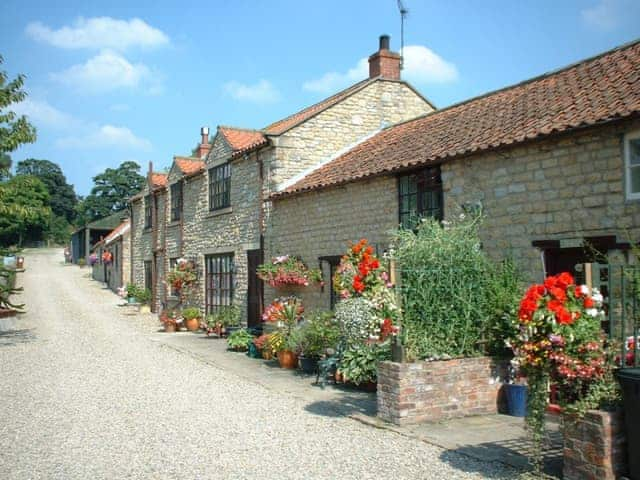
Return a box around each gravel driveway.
[0,249,518,479]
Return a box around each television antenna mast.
[397,0,408,70]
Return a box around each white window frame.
[625,130,640,201]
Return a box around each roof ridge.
[218,125,263,133]
[383,37,640,132]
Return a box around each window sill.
[168,220,181,227]
[207,206,232,218]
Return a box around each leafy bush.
[227,329,253,351]
[391,215,522,359]
[181,307,201,321]
[296,311,341,358]
[339,343,390,385]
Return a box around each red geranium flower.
[584,297,595,308]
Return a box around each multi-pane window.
[209,163,231,211]
[398,166,443,229]
[170,182,183,221]
[144,195,152,228]
[205,254,234,314]
[625,131,640,200]
[144,260,152,292]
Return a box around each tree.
[0,175,51,246]
[77,161,145,223]
[0,153,11,181]
[0,55,36,154]
[16,158,77,222]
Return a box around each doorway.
[246,249,263,329]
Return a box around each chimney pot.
[379,34,390,51]
[196,126,212,159]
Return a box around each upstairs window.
[144,195,152,229]
[170,182,183,221]
[398,166,443,229]
[209,163,231,211]
[625,131,640,200]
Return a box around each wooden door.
[246,249,263,329]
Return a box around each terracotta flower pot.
[277,350,298,369]
[184,317,200,332]
[164,323,176,333]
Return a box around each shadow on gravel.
[439,432,563,479]
[0,328,36,347]
[304,394,377,418]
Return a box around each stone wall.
[563,409,627,480]
[268,80,431,190]
[377,357,506,426]
[265,175,398,312]
[443,119,640,282]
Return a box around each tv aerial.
[397,0,409,70]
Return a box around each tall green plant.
[391,215,522,359]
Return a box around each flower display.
[256,255,322,287]
[509,272,609,401]
[89,253,98,266]
[262,296,304,326]
[332,239,399,343]
[101,251,112,264]
[167,258,197,293]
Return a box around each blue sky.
[2,0,639,196]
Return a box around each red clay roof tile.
[275,40,640,198]
[174,157,205,176]
[151,173,168,188]
[218,127,268,156]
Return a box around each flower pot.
[184,317,200,332]
[127,296,136,304]
[299,355,319,374]
[335,371,344,383]
[262,349,274,360]
[247,342,262,358]
[504,383,528,417]
[164,323,176,333]
[277,350,298,369]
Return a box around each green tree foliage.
[0,153,11,181]
[0,175,51,246]
[16,158,77,222]
[0,55,36,154]
[76,161,144,224]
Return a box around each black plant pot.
[299,355,319,374]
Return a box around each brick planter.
[377,357,506,425]
[563,409,627,480]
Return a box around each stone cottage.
[267,39,640,312]
[90,219,131,294]
[131,35,434,322]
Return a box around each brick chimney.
[368,35,401,80]
[195,126,211,158]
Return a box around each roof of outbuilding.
[104,219,130,246]
[274,39,640,198]
[218,126,268,157]
[151,173,168,188]
[174,157,205,176]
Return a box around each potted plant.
[262,333,279,360]
[137,288,152,313]
[181,307,201,332]
[227,329,253,352]
[126,283,139,304]
[297,311,340,374]
[339,342,390,390]
[160,309,183,333]
[257,255,322,289]
[262,296,304,369]
[101,250,113,265]
[89,253,98,267]
[253,334,270,358]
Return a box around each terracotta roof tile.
[104,219,130,245]
[151,173,168,188]
[263,79,374,135]
[174,157,205,176]
[275,40,640,198]
[218,127,268,157]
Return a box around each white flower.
[592,292,603,304]
[586,308,599,317]
[579,285,590,295]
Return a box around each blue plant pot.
[505,383,528,417]
[247,342,261,359]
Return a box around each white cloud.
[11,98,80,130]
[26,16,169,51]
[224,79,281,103]
[50,50,162,94]
[303,45,458,94]
[56,125,152,151]
[581,0,620,30]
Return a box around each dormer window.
[625,131,640,200]
[209,163,231,211]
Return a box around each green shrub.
[297,311,341,358]
[227,329,253,351]
[391,214,522,359]
[181,307,201,321]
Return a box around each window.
[209,163,231,211]
[144,260,152,292]
[205,253,234,314]
[144,195,152,228]
[170,182,183,221]
[625,131,640,200]
[398,166,443,229]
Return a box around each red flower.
[370,259,380,270]
[556,272,574,289]
[584,297,595,308]
[549,287,567,302]
[352,276,365,293]
[547,299,564,313]
[556,307,573,325]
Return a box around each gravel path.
[0,249,518,479]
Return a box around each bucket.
[505,383,528,417]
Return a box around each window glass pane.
[631,166,640,194]
[630,138,640,166]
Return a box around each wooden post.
[584,263,593,289]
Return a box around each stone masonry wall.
[268,80,431,190]
[563,409,627,480]
[377,357,506,426]
[265,175,398,312]
[130,197,150,289]
[443,119,640,283]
